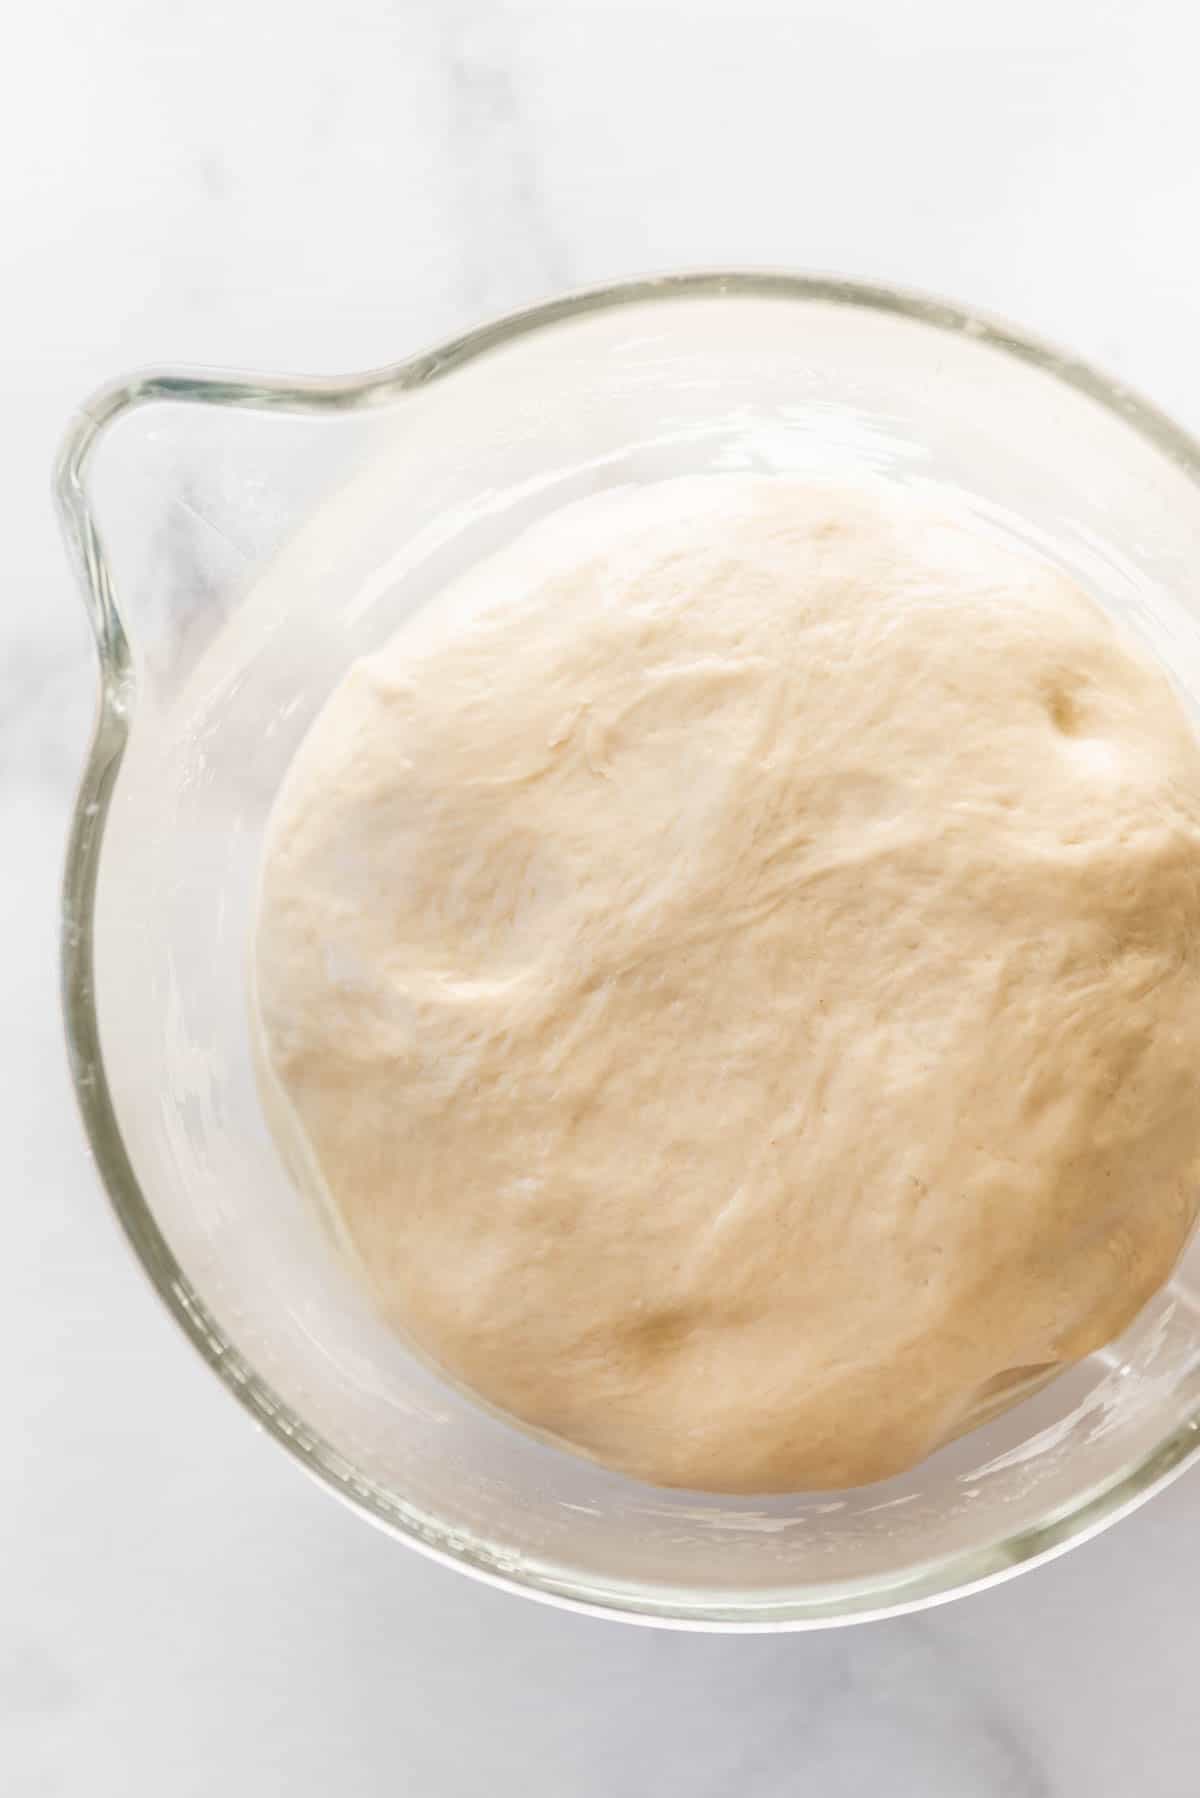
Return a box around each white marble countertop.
[8,1,1200,1790]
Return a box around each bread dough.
[254,476,1200,1492]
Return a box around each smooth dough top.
[255,476,1200,1492]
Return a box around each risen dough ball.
[255,477,1200,1492]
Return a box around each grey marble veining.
[6,0,1200,1792]
[438,1,571,311]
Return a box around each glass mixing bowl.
[56,272,1200,1629]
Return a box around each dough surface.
[255,477,1200,1492]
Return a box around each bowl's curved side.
[53,269,1200,1629]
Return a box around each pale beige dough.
[254,477,1200,1492]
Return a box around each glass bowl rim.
[54,267,1200,1630]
